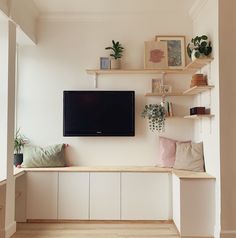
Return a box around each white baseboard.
[4,221,16,238]
[221,230,236,238]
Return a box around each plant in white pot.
[141,103,166,132]
[14,128,26,166]
[105,40,124,69]
[187,35,212,61]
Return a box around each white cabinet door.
[26,172,58,219]
[90,172,120,220]
[121,172,171,220]
[58,172,89,219]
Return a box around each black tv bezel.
[63,90,135,137]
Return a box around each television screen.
[63,91,135,136]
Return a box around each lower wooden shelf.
[184,114,214,119]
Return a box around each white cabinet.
[58,172,89,219]
[90,172,120,220]
[172,174,215,237]
[0,184,6,237]
[121,172,171,220]
[26,172,58,219]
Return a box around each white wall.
[219,0,236,237]
[17,9,194,166]
[190,0,220,237]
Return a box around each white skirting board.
[4,222,16,238]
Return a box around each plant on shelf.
[141,104,166,132]
[105,40,124,69]
[187,35,212,61]
[14,128,26,167]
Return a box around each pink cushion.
[156,137,190,168]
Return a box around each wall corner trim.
[189,0,209,21]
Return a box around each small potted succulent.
[141,104,166,132]
[14,128,26,166]
[105,40,124,69]
[187,35,212,61]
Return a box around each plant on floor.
[187,35,212,60]
[105,40,124,59]
[141,104,166,132]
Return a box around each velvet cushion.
[22,144,66,168]
[156,137,190,168]
[173,142,204,172]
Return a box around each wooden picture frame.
[144,41,168,69]
[100,57,110,70]
[155,35,186,69]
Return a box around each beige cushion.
[173,142,204,172]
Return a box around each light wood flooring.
[12,221,180,238]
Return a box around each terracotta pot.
[110,59,121,69]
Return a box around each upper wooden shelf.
[183,85,214,95]
[86,58,214,76]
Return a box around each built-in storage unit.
[15,167,215,237]
[58,172,89,220]
[0,182,6,237]
[90,172,120,220]
[26,172,58,219]
[121,172,171,220]
[172,172,215,237]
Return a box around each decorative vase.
[110,58,121,69]
[14,153,23,166]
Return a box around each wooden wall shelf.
[184,114,214,119]
[86,58,214,76]
[183,85,214,95]
[145,92,186,97]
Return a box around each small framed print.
[152,79,162,93]
[100,57,110,69]
[144,41,168,69]
[155,35,186,69]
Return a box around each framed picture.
[152,79,162,93]
[144,41,168,69]
[155,35,186,69]
[100,57,110,70]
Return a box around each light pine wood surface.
[12,222,180,238]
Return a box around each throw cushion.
[22,144,66,168]
[173,142,204,172]
[156,137,190,168]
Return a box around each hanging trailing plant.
[141,104,166,132]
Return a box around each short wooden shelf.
[184,114,214,119]
[145,92,187,97]
[183,85,214,95]
[184,58,214,73]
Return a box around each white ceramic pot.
[110,58,121,69]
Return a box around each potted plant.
[105,40,124,69]
[187,35,212,61]
[14,128,25,166]
[141,104,166,132]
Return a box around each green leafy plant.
[141,104,166,132]
[14,128,25,154]
[187,35,212,59]
[105,40,124,59]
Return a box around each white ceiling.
[33,0,195,14]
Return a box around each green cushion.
[22,144,66,168]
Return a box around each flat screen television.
[63,91,135,136]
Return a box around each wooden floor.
[12,221,180,238]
